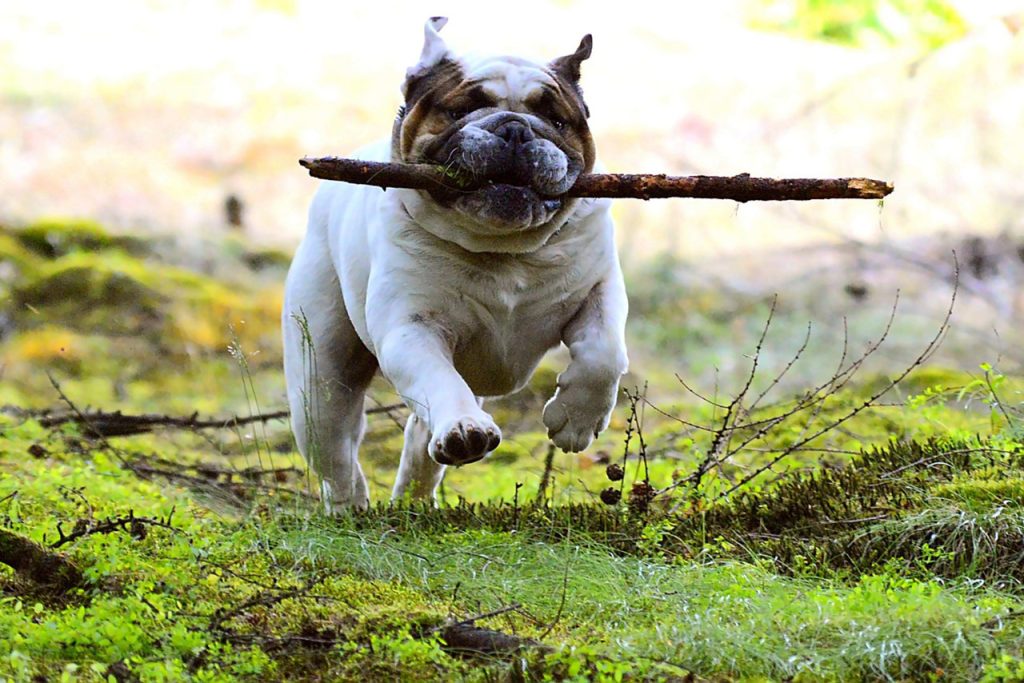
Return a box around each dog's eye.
[447,107,473,121]
[550,116,566,131]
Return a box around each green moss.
[6,215,1024,680]
[18,253,161,308]
[13,218,145,259]
[10,249,282,353]
[276,511,1024,682]
[899,366,976,396]
[12,251,166,337]
[242,248,293,272]
[0,418,465,682]
[932,476,1024,511]
[0,231,42,272]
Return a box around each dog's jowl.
[282,17,628,509]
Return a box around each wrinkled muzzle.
[427,112,584,230]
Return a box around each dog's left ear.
[403,17,450,98]
[550,34,593,83]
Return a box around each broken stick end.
[849,178,895,199]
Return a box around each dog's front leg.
[377,324,501,469]
[543,276,629,453]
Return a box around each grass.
[3,419,1024,680]
[272,508,1024,681]
[4,219,1024,680]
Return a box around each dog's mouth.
[419,113,583,231]
[429,178,564,232]
[431,181,564,233]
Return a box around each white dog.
[282,17,628,509]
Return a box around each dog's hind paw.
[429,414,501,466]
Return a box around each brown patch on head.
[525,79,595,173]
[543,34,596,173]
[393,58,470,162]
[394,52,596,172]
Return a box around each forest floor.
[3,219,1024,681]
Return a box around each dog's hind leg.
[282,235,377,512]
[392,397,492,503]
[391,413,445,502]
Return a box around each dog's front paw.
[543,382,617,453]
[429,414,502,466]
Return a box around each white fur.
[464,56,559,104]
[283,62,628,512]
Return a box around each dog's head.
[392,17,597,252]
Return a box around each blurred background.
[3,0,1024,407]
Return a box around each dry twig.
[650,258,959,508]
[49,509,179,549]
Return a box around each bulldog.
[282,17,628,509]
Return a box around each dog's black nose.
[495,120,535,147]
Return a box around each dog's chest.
[445,250,591,395]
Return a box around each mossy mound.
[932,470,1024,509]
[13,218,146,259]
[0,231,44,307]
[657,437,1024,584]
[4,222,283,356]
[13,251,166,334]
[0,418,464,682]
[0,231,42,272]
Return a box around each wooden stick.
[299,156,893,202]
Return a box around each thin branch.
[681,298,777,493]
[428,603,524,634]
[47,373,131,468]
[539,552,572,640]
[49,509,179,549]
[673,373,729,409]
[299,157,894,202]
[715,264,958,500]
[746,320,813,414]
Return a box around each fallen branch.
[300,157,893,202]
[124,455,317,505]
[0,528,84,592]
[39,408,291,437]
[10,403,405,439]
[439,622,546,656]
[425,603,549,657]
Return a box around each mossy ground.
[3,220,1024,681]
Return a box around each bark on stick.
[299,156,893,202]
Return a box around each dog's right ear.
[550,34,593,84]
[402,17,450,99]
